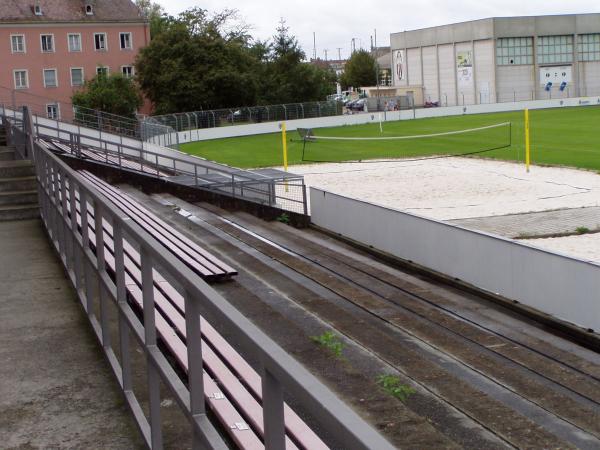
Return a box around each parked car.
[348,98,367,112]
[226,109,242,122]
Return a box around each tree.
[135,0,168,37]
[135,11,336,114]
[71,72,142,118]
[340,50,378,89]
[135,8,261,114]
[258,20,336,104]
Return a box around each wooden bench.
[79,170,237,283]
[60,173,328,450]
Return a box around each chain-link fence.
[148,100,343,132]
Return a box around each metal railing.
[148,101,344,132]
[4,104,308,215]
[0,85,178,148]
[7,108,394,449]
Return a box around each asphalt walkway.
[0,219,142,449]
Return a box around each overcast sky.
[154,1,599,60]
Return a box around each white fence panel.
[310,188,600,333]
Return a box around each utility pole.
[375,28,380,103]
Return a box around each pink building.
[0,0,150,119]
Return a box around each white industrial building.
[390,14,600,106]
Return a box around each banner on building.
[393,50,406,84]
[456,50,473,87]
[539,66,572,85]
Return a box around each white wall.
[438,44,457,106]
[456,42,475,105]
[497,65,535,102]
[474,39,496,103]
[310,188,600,334]
[407,48,423,86]
[581,61,600,96]
[182,95,600,142]
[422,46,439,102]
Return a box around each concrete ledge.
[311,223,600,353]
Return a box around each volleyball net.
[298,122,513,163]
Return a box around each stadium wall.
[310,188,600,334]
[179,95,600,143]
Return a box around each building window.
[71,68,84,86]
[43,69,58,88]
[13,70,28,89]
[96,66,109,76]
[121,66,134,78]
[34,4,43,15]
[11,35,26,53]
[578,34,600,62]
[85,4,94,15]
[68,33,81,52]
[46,104,59,120]
[94,33,107,51]
[496,37,533,65]
[537,35,573,65]
[41,34,54,52]
[119,32,132,50]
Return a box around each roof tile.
[0,0,145,23]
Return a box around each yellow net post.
[525,108,530,173]
[282,122,288,192]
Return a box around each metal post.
[113,222,132,392]
[184,290,205,418]
[262,366,286,450]
[140,247,163,449]
[94,204,110,349]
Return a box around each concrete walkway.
[449,206,600,239]
[0,219,142,449]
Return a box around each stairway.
[0,127,39,221]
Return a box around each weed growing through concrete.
[575,226,590,235]
[377,374,416,402]
[310,331,344,359]
[276,212,290,224]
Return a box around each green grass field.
[180,106,600,171]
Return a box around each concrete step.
[0,176,37,192]
[0,203,39,221]
[0,190,38,206]
[0,149,15,161]
[0,160,35,178]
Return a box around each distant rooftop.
[0,0,145,23]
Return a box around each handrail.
[9,106,395,449]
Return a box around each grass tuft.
[377,374,416,402]
[310,331,344,359]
